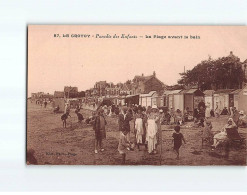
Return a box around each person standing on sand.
[134,108,144,151]
[118,130,131,165]
[61,112,71,128]
[172,125,186,159]
[118,106,133,144]
[93,108,107,154]
[44,101,47,108]
[146,106,159,154]
[205,103,211,119]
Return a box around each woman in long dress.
[134,109,144,150]
[211,118,237,149]
[205,103,211,119]
[146,106,159,154]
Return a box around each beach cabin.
[230,89,242,110]
[139,91,157,107]
[151,95,165,107]
[125,94,139,106]
[173,89,204,114]
[203,90,215,110]
[163,90,182,109]
[213,89,235,111]
[230,86,247,113]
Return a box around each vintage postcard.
[27,25,247,165]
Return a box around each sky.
[28,25,247,97]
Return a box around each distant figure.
[93,109,107,154]
[174,109,183,125]
[61,112,71,128]
[210,109,215,117]
[198,101,206,110]
[193,108,199,122]
[75,105,80,113]
[239,110,247,128]
[232,107,240,126]
[205,103,211,118]
[172,125,186,159]
[115,106,120,115]
[221,107,229,115]
[202,120,213,141]
[165,111,171,125]
[85,111,96,125]
[44,101,47,108]
[215,103,220,118]
[76,112,84,123]
[111,104,116,114]
[53,105,60,114]
[183,107,190,122]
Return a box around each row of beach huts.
[52,85,247,115]
[108,85,247,115]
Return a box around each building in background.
[64,86,78,98]
[131,71,165,95]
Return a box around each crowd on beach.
[55,100,246,164]
[30,99,247,164]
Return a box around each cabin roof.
[214,89,235,94]
[163,90,182,95]
[203,90,215,96]
[230,89,243,94]
[140,91,157,97]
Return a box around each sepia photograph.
[27,25,247,165]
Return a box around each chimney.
[230,51,233,55]
[142,73,144,76]
[153,71,156,77]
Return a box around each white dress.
[205,107,211,118]
[135,118,144,144]
[146,119,157,153]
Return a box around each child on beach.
[76,112,84,123]
[172,125,186,159]
[134,109,144,150]
[118,130,131,165]
[61,112,71,128]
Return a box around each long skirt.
[147,135,157,153]
[135,118,144,144]
[146,119,157,153]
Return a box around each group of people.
[33,99,48,108]
[57,100,246,164]
[202,106,246,151]
[92,104,186,164]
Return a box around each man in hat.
[118,106,133,145]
